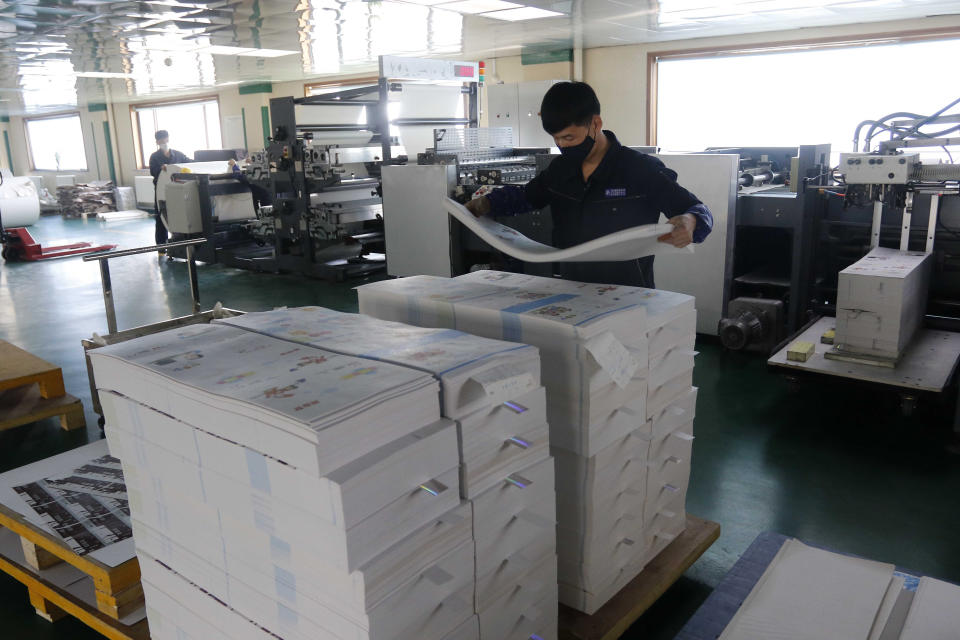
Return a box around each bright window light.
[133,99,222,167]
[439,0,520,14]
[656,38,960,165]
[481,6,564,19]
[26,113,87,172]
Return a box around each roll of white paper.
[155,162,232,201]
[0,193,41,227]
[0,170,41,227]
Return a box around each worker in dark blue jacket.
[465,82,712,288]
[149,130,191,251]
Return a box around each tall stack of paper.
[357,271,698,614]
[835,247,932,361]
[89,323,475,640]
[214,307,559,640]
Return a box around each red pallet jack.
[1,214,116,261]
[1,226,116,261]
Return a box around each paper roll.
[0,194,41,227]
[156,162,232,201]
[0,170,41,227]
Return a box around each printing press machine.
[161,54,481,281]
[382,126,551,278]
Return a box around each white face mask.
[159,143,169,152]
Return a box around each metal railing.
[83,238,206,335]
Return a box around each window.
[654,36,960,165]
[25,113,87,172]
[132,98,222,168]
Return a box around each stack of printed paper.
[214,307,558,640]
[89,323,475,640]
[834,247,932,361]
[357,271,698,614]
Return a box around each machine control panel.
[379,55,479,82]
[839,152,919,184]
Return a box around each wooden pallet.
[558,515,721,640]
[0,340,85,432]
[0,501,145,633]
[0,340,67,399]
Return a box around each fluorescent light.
[400,0,453,4]
[200,45,256,55]
[17,68,133,79]
[438,0,520,14]
[239,48,298,58]
[197,45,297,57]
[481,6,564,20]
[75,71,134,79]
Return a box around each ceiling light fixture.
[480,6,564,20]
[75,71,135,78]
[242,48,299,58]
[196,45,298,57]
[438,0,520,14]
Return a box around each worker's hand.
[658,213,697,248]
[464,196,491,217]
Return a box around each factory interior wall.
[485,13,960,147]
[8,13,960,190]
[0,120,11,171]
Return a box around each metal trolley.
[80,238,243,426]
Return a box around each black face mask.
[558,125,596,164]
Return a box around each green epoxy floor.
[2,215,959,639]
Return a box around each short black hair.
[540,82,601,135]
[155,130,169,141]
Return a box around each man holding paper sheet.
[465,82,712,288]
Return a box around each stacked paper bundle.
[57,180,117,217]
[717,538,960,640]
[215,307,559,640]
[89,323,477,640]
[358,271,698,614]
[834,247,932,361]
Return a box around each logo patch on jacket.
[604,187,627,197]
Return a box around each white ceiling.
[1,0,958,114]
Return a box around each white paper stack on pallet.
[89,323,476,640]
[835,247,932,361]
[215,307,559,640]
[357,271,698,614]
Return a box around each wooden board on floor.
[0,384,85,432]
[0,340,66,399]
[558,515,721,640]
